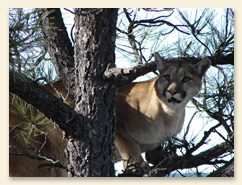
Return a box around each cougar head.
[154,52,211,109]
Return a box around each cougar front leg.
[115,133,143,169]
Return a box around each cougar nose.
[168,89,176,95]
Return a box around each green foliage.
[10,93,52,144]
[9,8,56,83]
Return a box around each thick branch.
[165,54,234,66]
[37,8,75,97]
[9,70,88,140]
[212,52,234,66]
[104,53,233,87]
[104,62,157,87]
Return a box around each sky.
[60,8,233,176]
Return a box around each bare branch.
[104,62,157,87]
[183,111,197,140]
[188,122,222,154]
[145,142,232,177]
[142,8,175,13]
[208,158,234,177]
[123,9,142,64]
[134,19,190,35]
[178,10,213,56]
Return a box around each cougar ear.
[195,58,211,77]
[154,52,167,71]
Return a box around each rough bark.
[65,8,118,177]
[104,62,157,87]
[37,8,75,98]
[37,8,119,177]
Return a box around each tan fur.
[9,53,210,176]
[9,83,70,177]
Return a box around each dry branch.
[104,62,157,87]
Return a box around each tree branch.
[188,122,222,154]
[208,158,234,177]
[9,70,88,140]
[123,8,142,64]
[134,19,190,35]
[104,53,233,87]
[104,62,157,87]
[212,52,234,66]
[145,142,232,177]
[165,54,234,66]
[37,8,75,97]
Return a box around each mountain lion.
[9,53,210,176]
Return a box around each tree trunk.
[37,8,118,177]
[65,8,118,177]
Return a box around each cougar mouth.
[168,97,181,103]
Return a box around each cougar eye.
[164,74,170,81]
[182,76,191,83]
